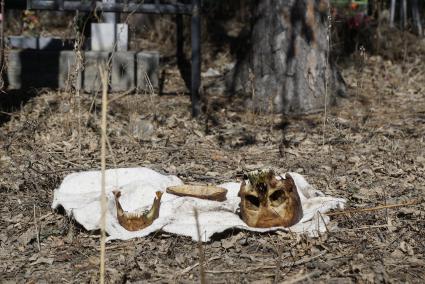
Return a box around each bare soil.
[1,31,425,283]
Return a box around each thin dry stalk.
[179,256,221,276]
[205,252,326,274]
[326,200,418,217]
[0,0,5,91]
[322,2,332,147]
[334,224,396,232]
[144,71,159,118]
[33,204,41,252]
[358,45,366,99]
[106,136,117,168]
[193,208,206,284]
[68,11,85,163]
[99,65,109,284]
[318,212,330,233]
[383,184,390,225]
[281,270,321,284]
[248,68,256,123]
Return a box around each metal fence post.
[390,0,396,28]
[411,0,423,36]
[103,0,117,23]
[0,0,5,89]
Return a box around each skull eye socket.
[269,190,284,206]
[245,195,260,209]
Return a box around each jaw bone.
[113,190,163,231]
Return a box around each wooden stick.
[99,65,109,284]
[33,204,41,252]
[179,256,221,276]
[326,200,418,217]
[205,252,326,274]
[281,270,321,284]
[0,0,4,82]
[193,208,206,284]
[334,224,396,232]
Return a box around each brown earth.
[1,28,425,282]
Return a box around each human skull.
[238,169,303,228]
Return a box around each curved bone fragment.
[113,190,163,231]
[166,185,227,201]
[238,169,303,228]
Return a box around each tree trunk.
[229,0,346,114]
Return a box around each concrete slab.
[111,51,136,92]
[6,50,24,89]
[83,51,110,93]
[59,51,82,90]
[91,23,128,51]
[7,50,59,89]
[8,36,73,50]
[38,51,60,88]
[6,50,159,92]
[136,51,159,91]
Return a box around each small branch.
[105,136,117,169]
[99,65,109,284]
[334,224,397,232]
[33,204,41,252]
[318,212,329,233]
[193,208,206,284]
[108,88,135,104]
[281,270,321,284]
[204,252,326,274]
[0,0,5,90]
[179,256,221,276]
[326,200,418,217]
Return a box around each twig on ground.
[334,224,397,232]
[28,166,89,175]
[108,88,136,104]
[281,270,321,284]
[33,204,41,252]
[204,252,326,274]
[326,200,418,217]
[318,212,330,233]
[179,256,221,276]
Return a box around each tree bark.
[229,0,346,114]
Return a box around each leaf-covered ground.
[1,32,424,283]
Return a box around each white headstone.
[91,23,128,52]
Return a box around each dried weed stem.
[322,2,332,147]
[194,208,206,284]
[99,65,109,284]
[33,204,41,252]
[326,200,418,217]
[0,0,6,91]
[205,251,326,274]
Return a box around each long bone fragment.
[166,185,227,201]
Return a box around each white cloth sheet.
[52,167,346,242]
